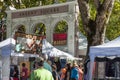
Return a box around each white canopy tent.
[88,36,120,80]
[0,38,39,80]
[0,38,16,80]
[42,39,78,60]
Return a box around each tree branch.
[102,0,111,12]
[106,0,115,24]
[95,0,115,44]
[93,0,100,10]
[77,0,90,34]
[95,0,112,26]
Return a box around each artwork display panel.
[14,32,45,54]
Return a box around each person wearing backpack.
[64,63,72,80]
[52,64,60,80]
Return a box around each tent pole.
[89,58,94,80]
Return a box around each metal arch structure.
[6,1,79,56]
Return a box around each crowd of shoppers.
[10,54,83,80]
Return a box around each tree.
[77,0,115,56]
[106,1,120,40]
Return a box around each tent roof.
[0,38,16,56]
[0,38,15,48]
[89,36,120,60]
[42,39,76,60]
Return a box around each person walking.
[64,63,72,80]
[43,54,52,72]
[60,66,67,80]
[51,64,60,80]
[78,64,83,80]
[30,57,54,80]
[21,63,28,80]
[70,62,79,80]
[10,66,14,80]
[13,65,19,80]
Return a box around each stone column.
[46,23,52,43]
[45,16,54,43]
[26,18,32,34]
[6,11,12,38]
[67,16,75,56]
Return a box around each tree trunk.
[78,0,115,55]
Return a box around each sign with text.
[53,33,67,45]
[12,5,68,19]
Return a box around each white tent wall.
[88,36,120,80]
[0,38,15,48]
[0,38,16,80]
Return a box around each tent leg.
[89,60,94,80]
[2,56,10,80]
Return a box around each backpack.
[52,71,60,80]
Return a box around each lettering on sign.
[53,33,67,45]
[12,5,69,19]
